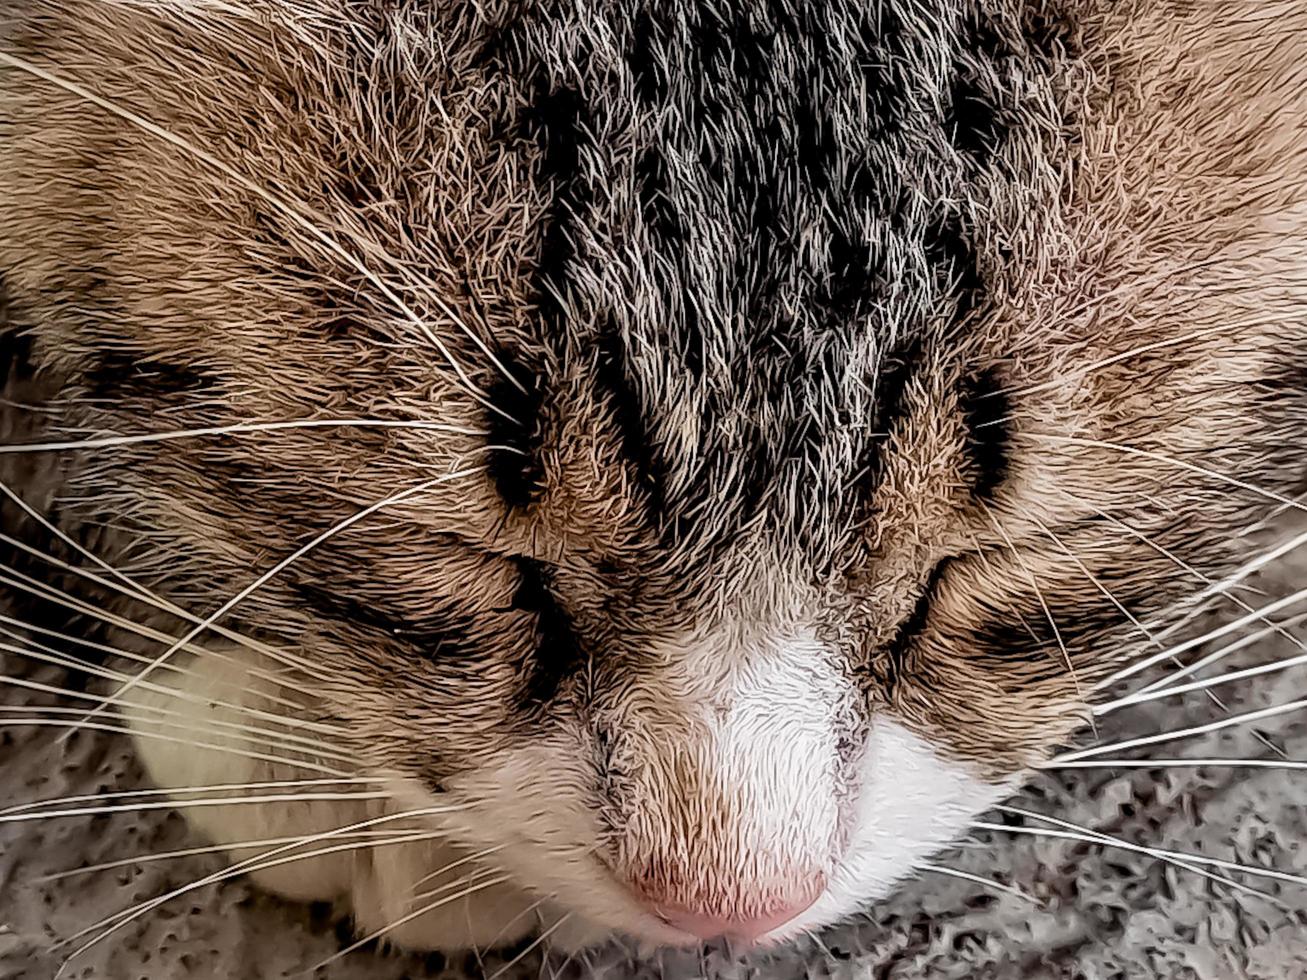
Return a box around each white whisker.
[0,703,356,765]
[35,828,422,883]
[1099,613,1307,714]
[992,805,1298,903]
[0,514,330,685]
[1100,586,1307,690]
[0,790,391,825]
[485,912,574,980]
[1042,757,1307,771]
[410,843,510,895]
[0,705,349,777]
[1031,433,1307,515]
[0,562,330,695]
[73,467,483,736]
[56,804,469,961]
[315,869,511,970]
[0,635,345,744]
[1053,697,1307,763]
[0,615,323,726]
[917,863,1043,907]
[0,418,482,454]
[2,776,381,816]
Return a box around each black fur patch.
[859,9,909,138]
[486,351,545,509]
[958,368,1011,499]
[513,558,585,706]
[628,9,669,104]
[593,329,666,519]
[0,314,34,391]
[818,223,884,318]
[83,351,216,402]
[635,147,683,247]
[947,14,1013,165]
[0,328,34,388]
[923,210,984,322]
[0,276,35,387]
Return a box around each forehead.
[480,1,1071,547]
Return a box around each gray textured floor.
[3,549,1306,980]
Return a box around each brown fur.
[1,0,1305,955]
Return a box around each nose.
[645,879,824,944]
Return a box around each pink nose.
[647,883,823,943]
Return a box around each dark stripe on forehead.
[486,350,545,509]
[593,328,667,522]
[489,0,1068,557]
[513,558,586,707]
[959,368,1011,500]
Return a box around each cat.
[1,0,1304,964]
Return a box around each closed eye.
[293,581,482,661]
[881,555,954,682]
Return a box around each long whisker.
[36,829,424,883]
[974,824,1279,907]
[1037,507,1297,760]
[481,893,554,961]
[0,484,330,682]
[1,702,356,765]
[0,562,330,696]
[917,863,1043,907]
[0,790,392,825]
[3,776,381,816]
[73,467,482,735]
[56,804,468,961]
[1100,585,1307,690]
[57,829,452,971]
[980,502,1088,712]
[1099,613,1307,713]
[1029,433,1307,514]
[1072,500,1307,666]
[410,843,510,894]
[0,418,483,455]
[1052,697,1307,763]
[992,805,1298,904]
[1043,757,1307,771]
[993,320,1236,402]
[0,614,323,726]
[1030,514,1156,644]
[310,869,512,971]
[0,634,346,745]
[485,912,574,980]
[0,710,351,777]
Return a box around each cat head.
[2,0,1305,947]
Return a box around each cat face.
[2,0,1306,951]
